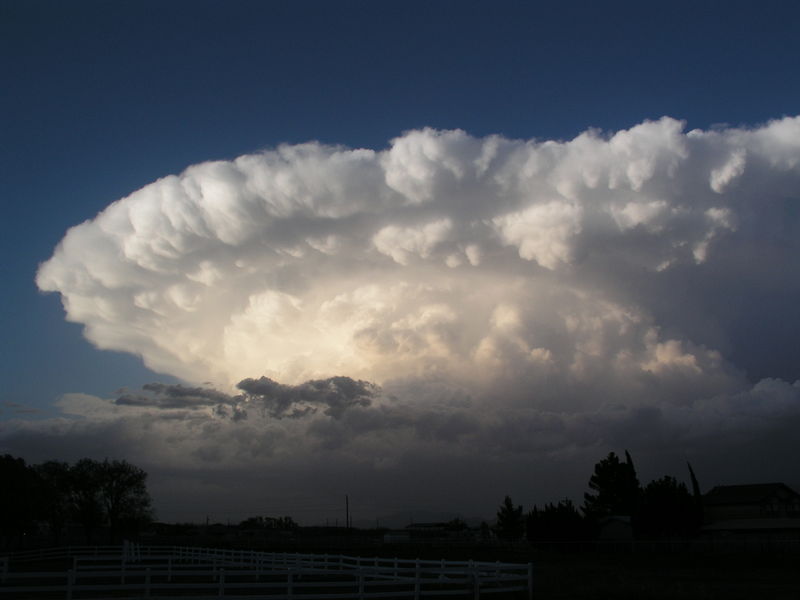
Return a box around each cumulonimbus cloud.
[14,116,800,521]
[36,117,800,406]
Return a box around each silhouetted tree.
[239,515,297,530]
[479,520,491,540]
[495,496,524,540]
[444,517,468,532]
[270,516,298,530]
[67,458,153,543]
[527,498,588,542]
[582,451,641,520]
[687,462,704,528]
[69,459,106,543]
[239,516,266,529]
[35,460,72,545]
[0,454,154,545]
[636,476,696,539]
[0,454,40,548]
[96,459,153,541]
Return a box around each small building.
[701,483,800,542]
[704,483,800,521]
[597,515,633,541]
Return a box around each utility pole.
[346,494,350,530]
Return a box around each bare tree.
[69,458,153,542]
[70,458,105,543]
[96,459,153,541]
[35,460,72,545]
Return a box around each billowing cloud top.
[37,117,800,397]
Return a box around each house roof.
[704,483,800,506]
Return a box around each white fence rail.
[1,544,533,599]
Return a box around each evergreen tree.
[637,476,696,539]
[495,496,524,540]
[527,498,587,542]
[687,462,704,529]
[582,451,641,519]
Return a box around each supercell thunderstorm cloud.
[21,117,800,520]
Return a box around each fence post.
[168,557,173,582]
[527,562,533,600]
[415,559,421,600]
[218,568,225,597]
[66,569,75,600]
[359,574,365,600]
[145,568,151,598]
[288,570,294,598]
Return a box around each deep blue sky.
[2,0,800,414]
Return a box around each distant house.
[702,483,800,541]
[704,483,800,521]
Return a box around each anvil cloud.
[26,117,800,520]
[38,117,800,389]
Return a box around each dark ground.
[529,551,799,600]
[4,540,799,599]
[376,544,800,600]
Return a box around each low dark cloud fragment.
[212,403,249,422]
[1,401,41,415]
[237,375,379,419]
[116,383,242,410]
[115,376,380,421]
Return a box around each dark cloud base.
[2,375,798,524]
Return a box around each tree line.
[4,449,703,548]
[495,451,704,542]
[0,454,153,548]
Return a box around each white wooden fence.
[1,544,533,599]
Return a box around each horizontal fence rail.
[1,543,533,599]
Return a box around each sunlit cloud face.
[37,117,800,396]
